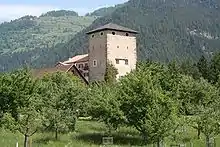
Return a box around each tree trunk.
[206,136,211,147]
[157,138,163,147]
[198,128,201,139]
[24,135,29,147]
[55,128,58,140]
[28,138,32,147]
[197,122,201,139]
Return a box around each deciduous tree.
[119,63,178,146]
[40,72,85,140]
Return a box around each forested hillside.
[0,10,96,71]
[86,4,124,17]
[0,10,95,55]
[1,0,220,72]
[31,0,220,68]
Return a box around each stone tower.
[86,23,138,82]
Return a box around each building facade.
[87,23,138,82]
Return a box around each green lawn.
[1,120,220,147]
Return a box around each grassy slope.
[1,120,220,147]
[0,15,95,54]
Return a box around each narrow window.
[78,64,83,68]
[117,46,119,48]
[126,33,129,36]
[125,59,128,65]
[93,60,97,67]
[116,59,119,64]
[112,32,115,35]
[92,34,95,38]
[100,32,103,35]
[127,46,129,49]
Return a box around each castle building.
[33,23,137,84]
[87,23,138,82]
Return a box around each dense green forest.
[0,53,220,147]
[1,0,220,72]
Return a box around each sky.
[0,0,128,22]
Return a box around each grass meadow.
[1,119,220,147]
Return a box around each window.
[126,33,129,36]
[116,59,119,64]
[112,32,115,35]
[100,32,103,35]
[117,46,119,48]
[127,46,129,49]
[93,60,97,67]
[116,59,128,65]
[125,59,129,65]
[78,64,83,68]
[92,34,95,38]
[84,73,89,77]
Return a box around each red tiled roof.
[32,64,89,85]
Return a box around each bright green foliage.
[40,72,85,140]
[1,113,18,132]
[0,69,43,147]
[119,63,178,145]
[88,83,124,134]
[104,62,118,84]
[179,76,220,146]
[178,76,219,115]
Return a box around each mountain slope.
[34,0,220,65]
[86,4,124,17]
[0,10,95,54]
[1,0,220,72]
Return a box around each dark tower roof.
[86,23,138,34]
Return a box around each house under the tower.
[33,23,138,84]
